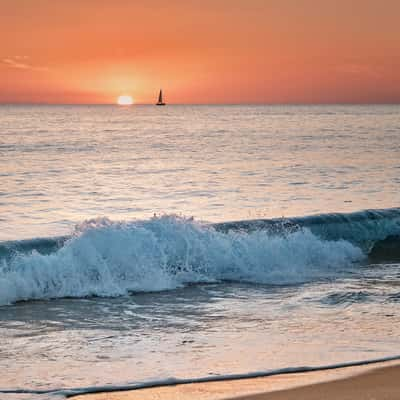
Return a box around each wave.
[215,207,400,250]
[0,208,399,306]
[0,236,68,262]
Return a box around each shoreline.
[72,359,400,400]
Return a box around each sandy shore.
[73,360,400,400]
[232,364,400,400]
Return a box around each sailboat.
[156,89,166,106]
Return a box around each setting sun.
[117,95,134,105]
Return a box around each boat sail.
[156,89,166,106]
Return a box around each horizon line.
[0,102,400,106]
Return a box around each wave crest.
[0,215,363,305]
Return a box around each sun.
[117,95,134,105]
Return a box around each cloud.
[1,56,49,72]
[335,61,383,79]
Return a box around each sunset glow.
[0,0,400,104]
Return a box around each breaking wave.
[0,208,399,306]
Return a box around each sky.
[1,0,400,104]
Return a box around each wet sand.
[73,360,400,400]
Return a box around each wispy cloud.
[335,61,383,79]
[1,56,49,72]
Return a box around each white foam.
[0,215,364,306]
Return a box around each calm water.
[0,105,400,399]
[1,104,399,240]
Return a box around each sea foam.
[0,215,363,306]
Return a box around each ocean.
[0,104,400,399]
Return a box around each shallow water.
[1,270,400,396]
[0,105,400,398]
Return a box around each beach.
[2,0,400,398]
[73,361,400,400]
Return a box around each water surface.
[0,105,399,399]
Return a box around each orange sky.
[1,0,400,104]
